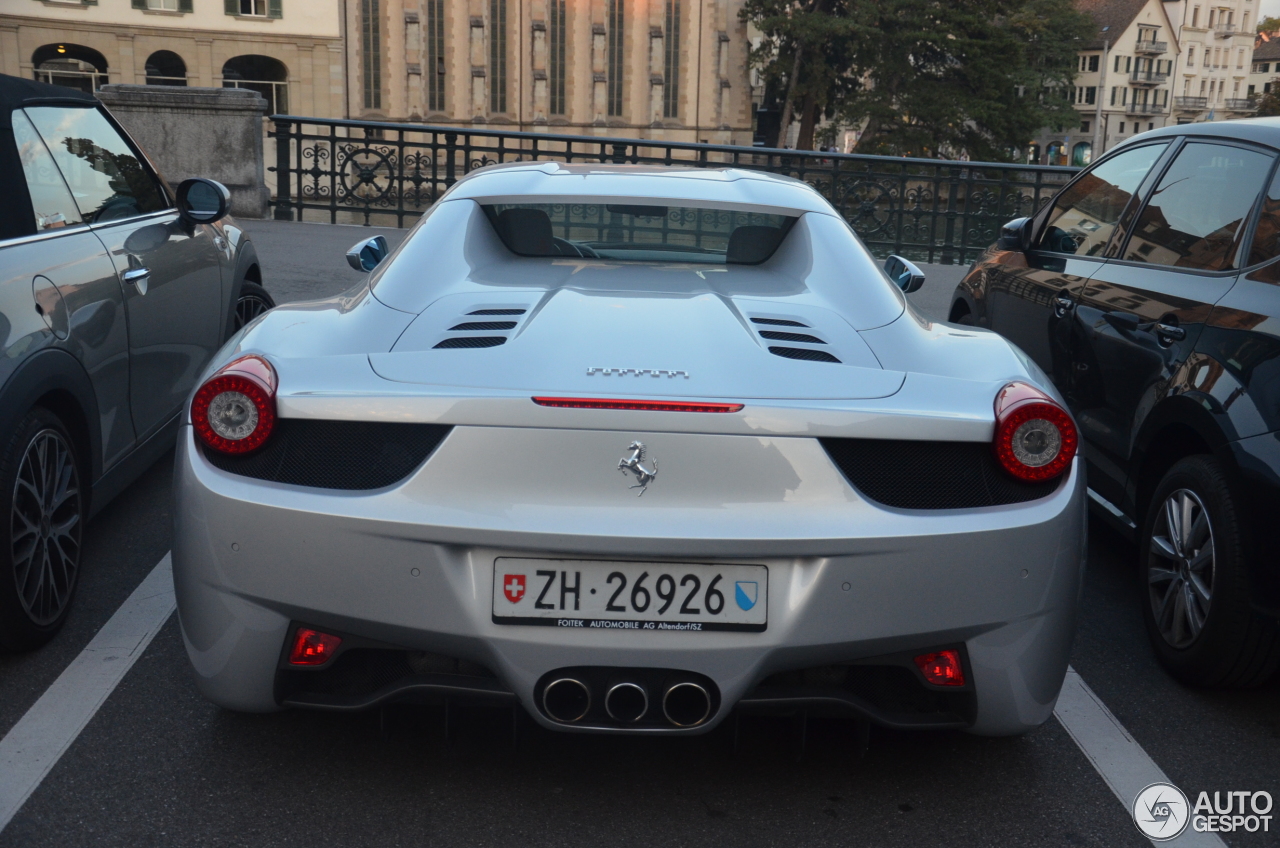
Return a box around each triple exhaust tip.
[542,678,711,727]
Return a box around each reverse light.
[992,382,1077,482]
[191,354,277,455]
[914,650,965,686]
[532,397,744,413]
[288,628,342,665]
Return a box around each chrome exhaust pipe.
[662,681,712,727]
[542,678,591,723]
[604,682,649,723]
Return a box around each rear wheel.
[0,409,85,650]
[949,302,974,325]
[1140,455,1280,686]
[232,279,274,335]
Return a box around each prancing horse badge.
[617,441,657,496]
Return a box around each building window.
[549,0,566,115]
[489,0,508,113]
[662,0,681,119]
[607,0,624,116]
[1119,122,1125,134]
[1081,120,1091,132]
[1085,86,1096,105]
[1072,142,1092,167]
[1192,5,1200,27]
[147,0,179,10]
[238,0,268,16]
[1088,55,1099,72]
[425,0,444,112]
[144,49,186,85]
[1188,47,1195,67]
[223,54,288,113]
[361,0,381,110]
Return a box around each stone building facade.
[0,0,345,119]
[344,0,756,144]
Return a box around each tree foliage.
[1257,15,1280,32]
[741,0,1094,159]
[1256,82,1280,117]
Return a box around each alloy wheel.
[234,293,273,331]
[1147,487,1215,649]
[10,429,82,626]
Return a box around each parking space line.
[1055,666,1225,847]
[0,553,175,833]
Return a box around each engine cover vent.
[769,346,841,363]
[448,321,518,331]
[469,308,526,315]
[759,330,825,344]
[751,317,809,327]
[434,336,507,349]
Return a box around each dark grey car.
[0,74,274,649]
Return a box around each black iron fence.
[269,116,1078,264]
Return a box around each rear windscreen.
[483,203,796,264]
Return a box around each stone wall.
[97,85,268,219]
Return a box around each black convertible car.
[953,119,1280,688]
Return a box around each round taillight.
[992,382,1077,482]
[191,355,277,455]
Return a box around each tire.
[0,409,86,651]
[231,280,275,336]
[950,305,975,326]
[1139,455,1280,687]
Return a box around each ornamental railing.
[269,116,1078,265]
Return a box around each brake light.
[992,382,1077,482]
[532,397,744,413]
[914,650,965,686]
[288,628,342,665]
[191,354,277,455]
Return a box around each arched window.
[1046,141,1067,166]
[222,55,288,114]
[145,51,187,86]
[1072,142,1093,167]
[32,44,108,93]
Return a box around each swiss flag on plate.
[502,574,526,604]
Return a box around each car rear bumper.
[173,424,1086,736]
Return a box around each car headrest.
[496,208,553,255]
[726,225,786,264]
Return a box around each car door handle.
[1153,322,1186,342]
[122,266,150,295]
[1053,293,1075,317]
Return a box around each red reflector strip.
[532,397,744,413]
[288,628,342,666]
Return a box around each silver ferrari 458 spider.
[173,164,1085,737]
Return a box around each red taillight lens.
[532,397,744,413]
[992,382,1077,482]
[288,628,342,665]
[191,354,277,455]
[914,650,965,686]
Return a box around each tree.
[742,0,1093,159]
[1257,15,1280,32]
[1256,81,1280,116]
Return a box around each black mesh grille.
[770,346,841,363]
[759,330,825,344]
[469,308,526,315]
[434,336,507,349]
[820,438,1061,509]
[449,321,517,331]
[752,317,808,327]
[204,419,451,490]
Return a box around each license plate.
[492,558,768,632]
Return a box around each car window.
[23,106,167,224]
[1038,143,1168,257]
[1246,165,1280,267]
[482,203,797,265]
[11,110,85,233]
[1123,142,1274,271]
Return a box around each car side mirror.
[884,254,926,293]
[346,235,389,272]
[996,216,1033,252]
[176,178,231,225]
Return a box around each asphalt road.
[0,220,1276,847]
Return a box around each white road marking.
[0,553,175,833]
[1055,666,1227,847]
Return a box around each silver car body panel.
[174,165,1087,736]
